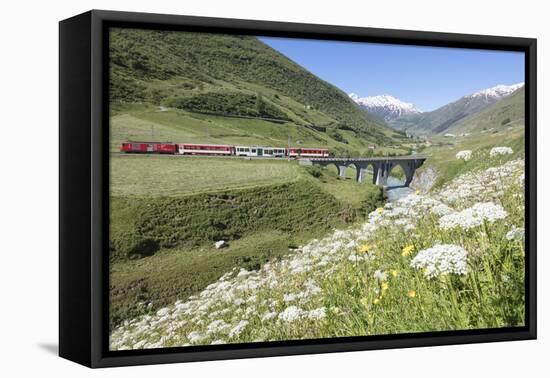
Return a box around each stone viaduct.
[300,156,427,186]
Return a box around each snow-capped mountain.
[468,83,524,101]
[349,93,420,122]
[390,82,525,135]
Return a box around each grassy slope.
[409,87,525,187]
[110,156,385,329]
[110,104,408,155]
[389,88,524,136]
[388,95,493,134]
[110,157,526,348]
[445,87,525,135]
[109,28,408,152]
[417,127,524,188]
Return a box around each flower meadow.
[110,158,526,350]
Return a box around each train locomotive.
[120,141,329,158]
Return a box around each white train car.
[235,146,286,157]
[176,143,234,155]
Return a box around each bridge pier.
[403,161,415,187]
[338,165,347,178]
[375,162,391,186]
[356,167,369,183]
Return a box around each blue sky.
[259,37,524,112]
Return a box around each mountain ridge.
[349,94,420,122]
[109,28,406,150]
[386,83,524,135]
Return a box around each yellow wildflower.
[391,269,399,277]
[376,207,384,214]
[415,189,421,195]
[408,290,417,298]
[373,298,381,305]
[381,282,389,291]
[359,244,371,253]
[402,244,414,257]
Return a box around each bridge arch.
[387,162,407,186]
[388,161,416,186]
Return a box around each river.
[385,176,414,202]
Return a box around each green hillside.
[444,87,525,135]
[109,156,385,328]
[109,28,408,153]
[389,88,523,136]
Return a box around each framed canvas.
[59,10,537,368]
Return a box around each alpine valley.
[350,83,524,136]
[108,27,527,348]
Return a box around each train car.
[287,147,329,158]
[177,143,234,156]
[262,147,286,157]
[236,146,286,157]
[120,141,176,154]
[287,148,301,158]
[300,147,329,158]
[155,143,177,154]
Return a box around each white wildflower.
[374,270,387,282]
[283,293,299,303]
[490,146,513,157]
[431,203,454,216]
[132,340,147,349]
[237,269,252,277]
[187,331,205,343]
[261,311,278,321]
[304,279,322,295]
[506,226,525,241]
[278,306,306,322]
[456,150,472,161]
[228,320,249,338]
[156,307,170,317]
[517,173,525,187]
[307,307,326,320]
[207,319,230,334]
[438,202,507,230]
[233,298,245,306]
[410,244,468,278]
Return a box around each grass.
[109,28,407,148]
[110,154,303,196]
[417,125,524,188]
[110,230,300,329]
[323,180,525,335]
[109,155,526,349]
[110,104,410,156]
[109,155,386,329]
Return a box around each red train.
[120,141,177,154]
[120,141,329,158]
[177,143,234,156]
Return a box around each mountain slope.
[349,94,420,122]
[110,28,405,148]
[444,87,525,135]
[388,83,524,135]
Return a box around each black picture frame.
[59,9,537,368]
